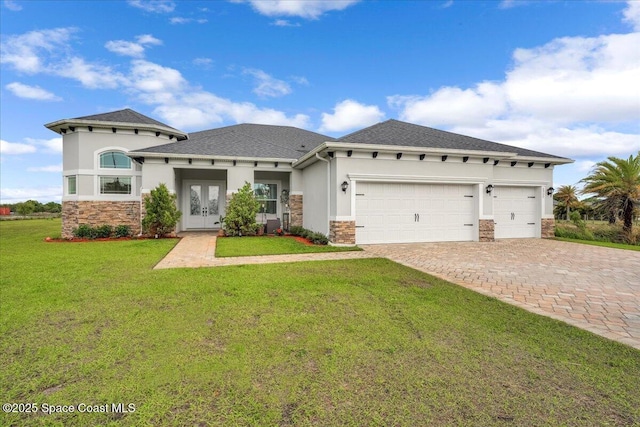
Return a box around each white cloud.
[136,34,162,45]
[243,68,292,98]
[389,25,640,159]
[129,59,186,93]
[0,186,62,203]
[0,27,76,74]
[574,160,596,173]
[0,139,37,155]
[319,99,385,133]
[24,137,63,153]
[4,0,21,11]
[170,17,190,24]
[27,164,63,173]
[235,0,360,19]
[105,34,162,57]
[105,40,146,57]
[56,57,126,89]
[271,19,301,27]
[193,57,213,68]
[127,0,175,13]
[5,82,62,101]
[290,75,309,85]
[441,0,453,9]
[623,0,640,31]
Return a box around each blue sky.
[1,0,639,203]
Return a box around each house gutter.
[315,153,331,235]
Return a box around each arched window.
[100,151,131,169]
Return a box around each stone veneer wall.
[62,200,141,238]
[289,194,303,228]
[479,219,495,242]
[541,218,555,238]
[329,220,356,245]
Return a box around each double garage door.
[355,182,540,244]
[355,182,476,244]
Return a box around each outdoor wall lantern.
[547,187,555,196]
[486,184,494,194]
[341,181,349,193]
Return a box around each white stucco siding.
[141,161,176,192]
[227,166,254,193]
[302,160,329,235]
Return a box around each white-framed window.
[99,151,131,169]
[254,183,278,214]
[100,176,132,195]
[67,175,77,195]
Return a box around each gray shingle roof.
[74,108,183,133]
[339,119,568,159]
[134,123,335,159]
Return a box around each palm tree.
[554,185,580,220]
[581,152,640,238]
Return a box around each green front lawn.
[215,235,361,257]
[554,237,640,251]
[1,219,639,426]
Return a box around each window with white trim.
[100,176,132,194]
[67,176,77,195]
[254,183,277,214]
[100,151,131,169]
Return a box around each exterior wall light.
[486,184,494,194]
[341,181,349,193]
[547,187,555,196]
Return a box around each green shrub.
[310,232,329,245]
[289,225,304,236]
[72,224,96,239]
[143,183,182,237]
[224,182,259,236]
[114,224,132,238]
[570,211,586,230]
[94,225,113,238]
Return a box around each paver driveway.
[362,239,640,349]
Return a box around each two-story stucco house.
[46,108,572,244]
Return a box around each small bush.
[94,225,113,238]
[73,224,96,239]
[570,211,586,230]
[289,225,304,236]
[309,232,329,245]
[114,225,132,238]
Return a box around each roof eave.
[44,118,188,140]
[504,155,574,165]
[293,142,521,168]
[127,151,297,163]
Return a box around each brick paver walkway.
[362,239,640,349]
[156,234,640,349]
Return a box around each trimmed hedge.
[71,224,132,240]
[288,226,329,245]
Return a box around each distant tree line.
[1,200,62,215]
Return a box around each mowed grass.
[1,220,639,426]
[554,237,640,252]
[215,235,361,257]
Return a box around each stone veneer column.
[541,218,555,238]
[329,220,356,245]
[479,219,495,242]
[289,194,303,228]
[61,200,141,238]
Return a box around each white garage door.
[494,186,538,239]
[355,182,476,244]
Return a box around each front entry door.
[185,181,223,229]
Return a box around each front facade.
[46,109,572,244]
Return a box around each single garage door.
[355,182,476,244]
[494,186,538,239]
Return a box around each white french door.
[184,180,224,229]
